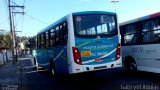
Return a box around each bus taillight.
[72,47,82,65]
[116,44,121,60]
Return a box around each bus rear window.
[74,14,117,37]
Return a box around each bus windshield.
[74,14,117,37]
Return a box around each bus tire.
[124,56,137,72]
[34,57,39,70]
[50,60,56,76]
[34,57,37,65]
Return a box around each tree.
[0,31,12,49]
[0,33,4,47]
[3,32,12,48]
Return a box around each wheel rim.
[130,63,137,71]
[51,68,55,75]
[34,59,38,68]
[34,60,36,65]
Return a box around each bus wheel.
[34,58,37,65]
[34,58,39,70]
[129,62,137,71]
[50,61,56,76]
[51,66,55,76]
[124,57,137,72]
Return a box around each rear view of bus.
[68,11,122,74]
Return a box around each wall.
[0,50,12,65]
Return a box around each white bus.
[120,12,160,73]
[33,11,122,76]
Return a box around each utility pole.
[8,0,15,64]
[8,0,25,64]
[109,0,119,13]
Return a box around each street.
[20,56,160,90]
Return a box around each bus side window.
[142,19,160,43]
[59,25,63,46]
[46,31,50,48]
[158,18,160,41]
[50,28,55,47]
[37,35,41,48]
[48,30,50,47]
[154,19,160,42]
[63,22,68,46]
[142,21,151,43]
[137,23,143,44]
[55,26,60,46]
[40,34,43,48]
[41,33,46,48]
[120,26,125,45]
[151,19,159,42]
[124,24,137,45]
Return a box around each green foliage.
[0,31,12,48]
[3,32,12,47]
[0,31,32,49]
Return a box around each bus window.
[120,26,125,45]
[40,33,45,48]
[48,30,50,47]
[63,22,68,45]
[59,25,63,46]
[50,28,55,47]
[152,19,160,42]
[124,25,137,45]
[142,20,160,43]
[55,26,60,46]
[157,19,160,41]
[74,14,117,37]
[46,31,49,48]
[37,35,41,48]
[126,25,136,34]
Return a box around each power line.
[25,14,49,25]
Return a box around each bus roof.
[73,11,116,16]
[120,12,160,26]
[37,11,116,35]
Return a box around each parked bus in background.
[33,11,122,76]
[120,12,160,73]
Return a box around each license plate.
[95,58,103,62]
[81,50,91,57]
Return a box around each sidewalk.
[0,61,20,90]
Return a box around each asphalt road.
[19,56,160,90]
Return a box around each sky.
[0,0,160,37]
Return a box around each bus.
[33,11,122,76]
[120,12,160,73]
